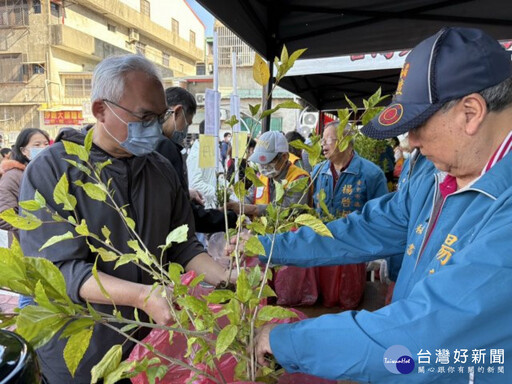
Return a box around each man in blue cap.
[240,27,512,382]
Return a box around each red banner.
[44,111,83,125]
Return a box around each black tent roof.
[197,0,512,60]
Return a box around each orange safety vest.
[254,163,311,205]
[289,153,301,166]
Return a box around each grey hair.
[441,75,512,113]
[324,121,354,144]
[91,54,163,103]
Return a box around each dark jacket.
[155,137,237,233]
[0,159,26,245]
[19,127,204,383]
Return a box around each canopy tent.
[197,0,512,60]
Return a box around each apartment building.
[0,0,204,144]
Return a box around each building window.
[33,0,41,14]
[0,54,23,82]
[217,25,255,66]
[171,18,179,34]
[0,0,29,26]
[50,2,60,18]
[107,23,116,32]
[189,30,196,46]
[63,77,92,99]
[162,52,170,67]
[135,42,146,56]
[140,0,150,17]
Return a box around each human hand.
[224,230,252,257]
[254,323,279,366]
[138,284,174,325]
[225,201,241,213]
[189,189,205,205]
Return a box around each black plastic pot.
[0,330,41,384]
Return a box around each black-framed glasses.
[103,99,174,127]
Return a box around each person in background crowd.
[0,128,49,246]
[285,131,306,169]
[226,137,257,190]
[312,121,388,308]
[0,147,12,177]
[234,27,512,383]
[220,131,232,169]
[227,131,311,217]
[19,55,235,383]
[156,87,237,234]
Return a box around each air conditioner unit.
[195,93,205,106]
[128,28,139,43]
[300,111,319,137]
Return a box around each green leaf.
[86,301,102,321]
[257,306,298,322]
[260,284,277,298]
[275,100,302,110]
[61,318,95,338]
[206,290,235,304]
[96,247,119,262]
[24,257,75,308]
[280,44,289,66]
[16,305,69,349]
[253,54,270,86]
[168,263,184,284]
[161,224,188,252]
[34,280,59,312]
[19,200,43,211]
[75,219,89,236]
[216,324,238,355]
[53,174,77,211]
[146,364,168,384]
[245,166,264,188]
[79,182,107,202]
[244,236,265,257]
[34,190,46,207]
[345,94,359,116]
[225,115,239,127]
[246,220,266,236]
[101,226,111,243]
[95,159,112,175]
[294,214,333,238]
[125,217,136,231]
[84,127,93,153]
[225,298,241,325]
[91,344,123,384]
[235,269,252,303]
[274,180,285,202]
[63,159,92,176]
[249,104,261,117]
[0,208,42,230]
[233,180,247,201]
[63,140,89,162]
[287,48,307,69]
[39,231,74,251]
[286,177,309,194]
[248,266,262,287]
[64,328,93,377]
[92,259,112,302]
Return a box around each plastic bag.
[129,308,308,384]
[316,264,366,308]
[274,266,318,306]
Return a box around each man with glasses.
[312,121,388,308]
[19,54,234,383]
[155,87,237,234]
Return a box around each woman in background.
[0,128,50,246]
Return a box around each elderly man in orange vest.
[227,131,311,216]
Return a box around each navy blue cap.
[362,27,512,139]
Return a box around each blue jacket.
[258,151,512,383]
[312,153,388,217]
